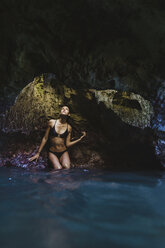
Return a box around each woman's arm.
[28,120,52,162]
[36,126,50,154]
[66,126,86,148]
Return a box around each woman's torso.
[49,119,69,152]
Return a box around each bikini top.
[49,120,69,138]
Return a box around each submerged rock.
[0,73,162,170]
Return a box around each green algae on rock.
[3,74,87,133]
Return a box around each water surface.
[0,167,165,248]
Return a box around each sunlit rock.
[90,89,154,128]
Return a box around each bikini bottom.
[48,149,68,160]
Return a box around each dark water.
[1,167,165,248]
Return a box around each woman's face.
[60,106,70,116]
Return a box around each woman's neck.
[58,115,67,124]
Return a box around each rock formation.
[0,74,162,170]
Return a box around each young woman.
[28,106,86,169]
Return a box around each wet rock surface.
[151,81,165,168]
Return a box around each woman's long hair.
[58,113,79,134]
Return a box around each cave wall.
[1,0,165,100]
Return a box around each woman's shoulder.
[67,123,72,131]
[48,119,56,127]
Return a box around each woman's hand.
[28,153,40,162]
[80,131,86,140]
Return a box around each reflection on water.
[0,167,165,248]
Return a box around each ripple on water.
[0,167,165,248]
